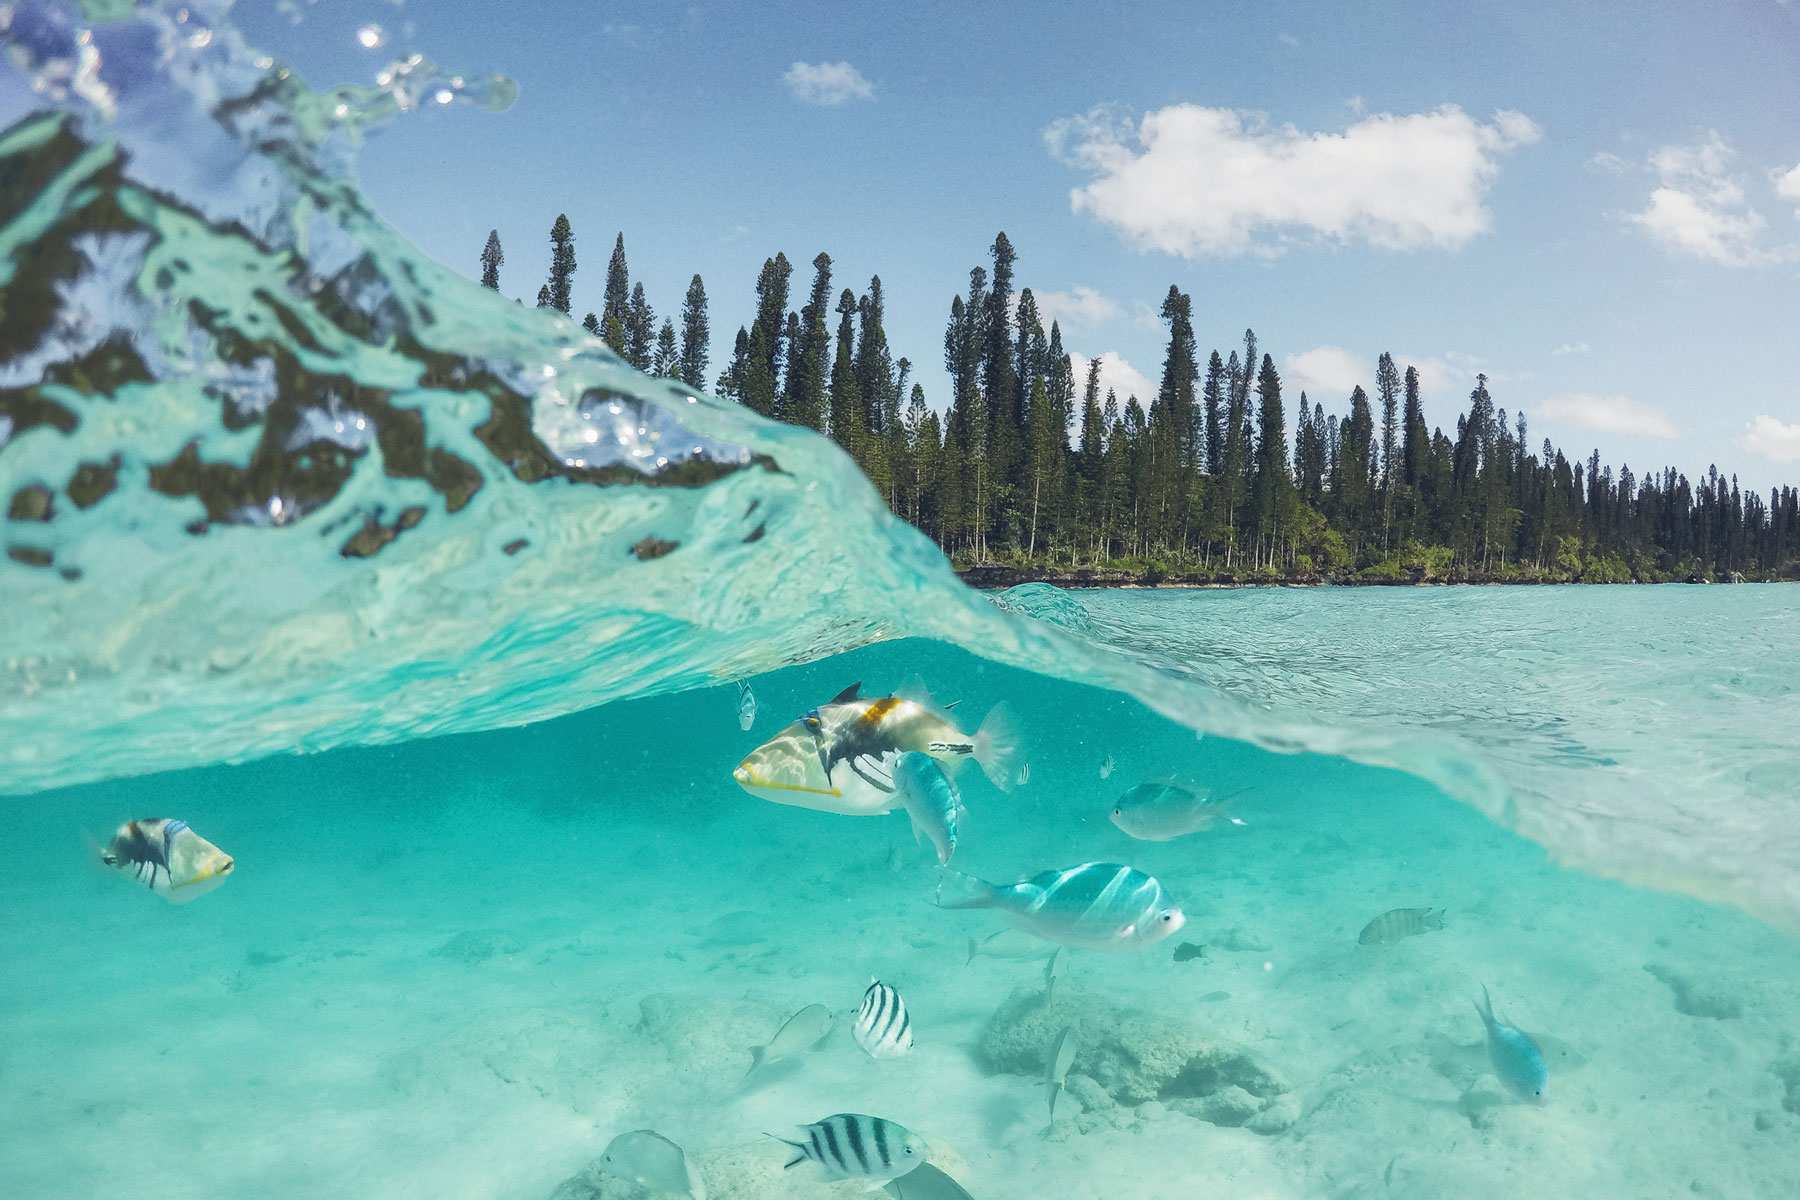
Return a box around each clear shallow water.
[4,5,1800,1198]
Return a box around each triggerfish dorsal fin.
[829,682,863,704]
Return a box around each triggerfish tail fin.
[935,867,997,910]
[972,702,1023,792]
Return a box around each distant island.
[480,223,1800,586]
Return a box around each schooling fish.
[965,929,1059,965]
[1358,907,1446,946]
[732,683,1020,817]
[936,862,1185,952]
[893,751,961,865]
[1109,781,1248,841]
[774,1113,926,1190]
[853,978,914,1059]
[598,1130,706,1200]
[747,1003,834,1076]
[1099,755,1116,779]
[735,680,758,732]
[1015,762,1031,787]
[885,1162,975,1200]
[1044,1025,1078,1131]
[99,818,235,904]
[1476,984,1549,1105]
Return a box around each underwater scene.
[3,4,1800,1199]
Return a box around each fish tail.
[765,1134,806,1169]
[965,936,979,965]
[1476,983,1494,1024]
[745,1046,766,1076]
[972,702,1022,791]
[935,867,996,910]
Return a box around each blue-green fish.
[735,680,758,732]
[1476,984,1548,1105]
[1110,781,1247,841]
[894,750,961,865]
[935,862,1185,952]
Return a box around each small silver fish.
[1044,1025,1078,1131]
[937,862,1185,952]
[99,818,235,904]
[736,680,758,732]
[853,978,914,1059]
[747,1003,834,1076]
[1015,761,1031,787]
[965,929,1059,964]
[599,1130,706,1200]
[1043,947,1067,1001]
[1357,907,1446,946]
[1109,781,1247,841]
[893,751,961,866]
[1099,755,1116,779]
[775,1113,926,1189]
[1476,984,1548,1105]
[885,1162,975,1200]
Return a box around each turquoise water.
[4,5,1800,1198]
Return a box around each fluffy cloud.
[1738,414,1800,463]
[1626,135,1798,266]
[1777,162,1800,218]
[1044,103,1540,257]
[1069,351,1154,406]
[1033,287,1122,332]
[1282,346,1369,401]
[1553,341,1591,356]
[1530,393,1679,439]
[783,62,873,107]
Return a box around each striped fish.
[936,862,1185,952]
[774,1113,926,1188]
[1357,907,1446,946]
[99,818,235,904]
[853,978,914,1059]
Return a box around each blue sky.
[186,3,1800,488]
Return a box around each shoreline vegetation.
[484,224,1800,588]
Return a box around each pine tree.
[603,234,630,326]
[535,283,552,309]
[1250,354,1292,566]
[1376,351,1401,551]
[784,253,831,431]
[740,254,791,419]
[1202,351,1226,476]
[582,312,599,335]
[654,319,678,377]
[829,288,866,456]
[626,282,655,371]
[547,215,576,314]
[480,230,503,290]
[602,312,626,356]
[679,275,710,390]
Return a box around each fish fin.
[1476,983,1494,1025]
[765,1134,807,1168]
[935,868,996,910]
[972,703,1022,792]
[893,673,940,710]
[965,936,979,966]
[829,682,862,704]
[745,1046,766,1076]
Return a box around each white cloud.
[1626,134,1799,266]
[1046,103,1540,258]
[1777,162,1800,218]
[1738,414,1800,463]
[783,61,873,107]
[1070,351,1155,406]
[1553,341,1591,356]
[1283,346,1368,401]
[1278,32,1301,47]
[1530,393,1680,439]
[1589,151,1630,174]
[1033,287,1122,332]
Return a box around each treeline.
[483,222,1800,584]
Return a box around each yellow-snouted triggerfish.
[99,818,234,903]
[733,683,1019,816]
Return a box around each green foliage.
[547,214,575,314]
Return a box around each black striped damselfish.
[773,1112,926,1188]
[853,978,914,1059]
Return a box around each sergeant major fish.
[598,1129,706,1200]
[853,978,914,1059]
[1109,781,1248,841]
[773,1113,926,1190]
[1476,984,1549,1105]
[1358,907,1446,946]
[746,1003,834,1076]
[893,751,961,866]
[733,683,1020,817]
[936,862,1185,952]
[735,680,758,732]
[99,818,235,904]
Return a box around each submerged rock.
[1644,962,1745,1019]
[544,1137,971,1199]
[974,985,1294,1133]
